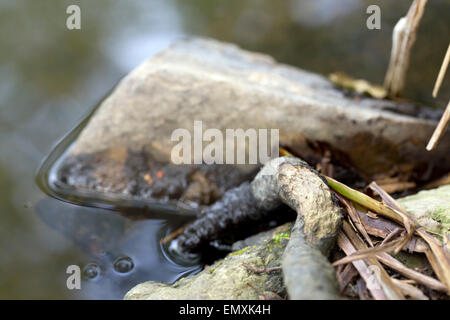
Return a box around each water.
[0,0,448,299]
[34,198,200,299]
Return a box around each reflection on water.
[0,0,449,299]
[35,198,199,299]
[0,0,185,299]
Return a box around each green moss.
[230,246,249,256]
[265,230,291,252]
[272,232,290,247]
[397,185,450,236]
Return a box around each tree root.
[174,156,343,299]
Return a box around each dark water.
[34,198,200,299]
[0,0,448,299]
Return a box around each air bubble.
[83,263,101,280]
[113,256,134,274]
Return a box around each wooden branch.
[427,100,450,151]
[384,0,428,97]
[336,231,388,299]
[340,221,405,299]
[376,252,447,292]
[391,278,428,300]
[432,44,450,98]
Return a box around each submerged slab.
[52,38,450,207]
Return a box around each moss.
[431,208,450,226]
[125,223,290,299]
[272,232,290,245]
[397,185,450,236]
[265,230,291,252]
[270,232,290,249]
[230,246,249,256]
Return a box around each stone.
[51,37,450,208]
[124,223,292,300]
[398,184,450,237]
